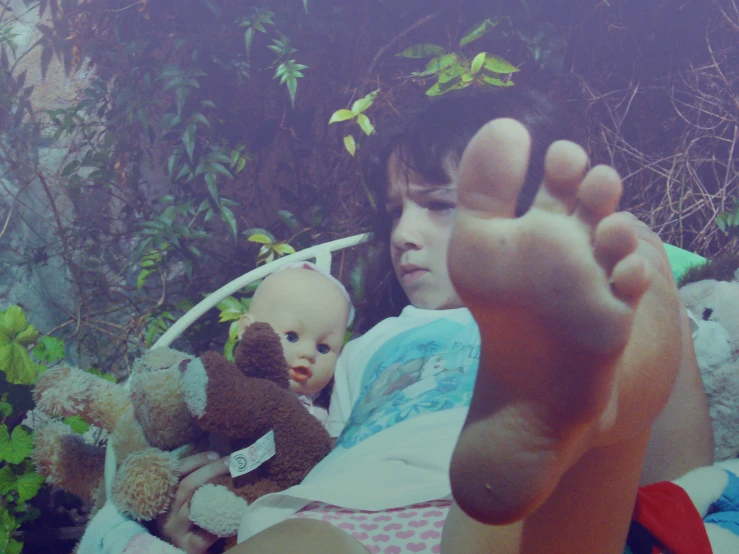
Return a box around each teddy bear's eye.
[702,308,713,321]
[317,343,331,355]
[285,331,299,343]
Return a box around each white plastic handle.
[153,233,370,348]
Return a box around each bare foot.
[447,119,652,525]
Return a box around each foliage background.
[0,0,737,550]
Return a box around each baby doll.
[236,261,354,427]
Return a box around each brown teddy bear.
[32,322,333,537]
[181,322,334,535]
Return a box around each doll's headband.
[277,261,355,326]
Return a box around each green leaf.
[191,112,210,127]
[287,76,298,108]
[244,27,254,59]
[61,160,81,177]
[0,425,33,464]
[243,228,274,241]
[64,416,90,436]
[0,402,11,418]
[460,18,500,48]
[437,64,466,83]
[277,210,300,230]
[396,43,446,58]
[217,296,244,313]
[355,113,375,136]
[0,344,39,385]
[413,53,459,77]
[273,243,296,255]
[350,90,379,114]
[2,306,27,337]
[137,269,153,290]
[481,75,514,87]
[470,52,486,74]
[343,134,357,156]
[16,472,45,503]
[32,336,65,363]
[175,87,187,117]
[7,539,22,554]
[483,54,519,74]
[209,163,234,180]
[207,176,219,206]
[15,324,39,346]
[0,465,14,496]
[182,124,196,162]
[247,233,273,244]
[329,109,356,124]
[220,206,238,240]
[167,154,177,179]
[205,171,217,192]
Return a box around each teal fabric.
[664,243,707,282]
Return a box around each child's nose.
[392,211,424,250]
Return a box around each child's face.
[386,154,464,310]
[247,269,349,396]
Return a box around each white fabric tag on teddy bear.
[229,430,276,478]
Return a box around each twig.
[361,9,445,96]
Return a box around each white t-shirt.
[296,393,329,428]
[238,305,480,542]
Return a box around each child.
[236,261,355,427]
[156,92,714,554]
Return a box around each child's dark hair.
[355,89,572,333]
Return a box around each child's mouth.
[401,268,428,285]
[291,366,312,382]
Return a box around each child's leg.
[229,519,369,554]
[445,119,685,553]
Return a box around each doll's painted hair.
[354,89,572,333]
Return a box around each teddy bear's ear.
[234,322,290,388]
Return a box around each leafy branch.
[397,18,519,96]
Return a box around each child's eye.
[317,343,331,355]
[428,201,456,213]
[285,331,299,343]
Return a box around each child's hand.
[156,452,230,554]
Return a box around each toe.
[530,140,589,215]
[457,118,531,218]
[593,214,638,274]
[574,165,623,227]
[611,253,651,303]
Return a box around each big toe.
[457,118,531,218]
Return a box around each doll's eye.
[317,343,331,355]
[285,331,299,343]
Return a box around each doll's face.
[244,268,350,396]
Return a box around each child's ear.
[237,313,256,341]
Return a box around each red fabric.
[632,481,712,554]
